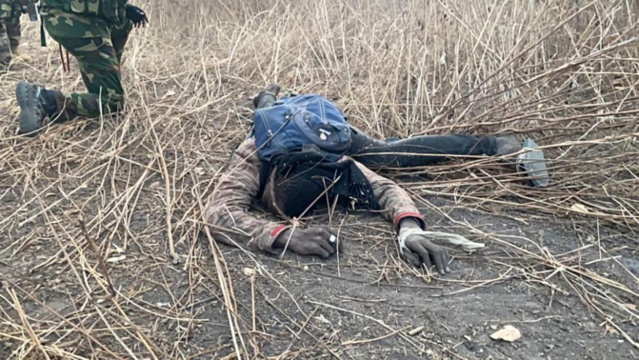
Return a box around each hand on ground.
[274,226,338,258]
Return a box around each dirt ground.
[2,188,637,359]
[1,0,639,359]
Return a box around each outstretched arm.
[203,138,289,253]
[353,160,450,273]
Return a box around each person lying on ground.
[203,124,454,273]
[253,85,522,170]
[203,85,522,274]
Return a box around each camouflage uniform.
[0,0,23,64]
[204,138,425,254]
[16,0,136,136]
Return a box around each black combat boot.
[16,81,59,136]
[253,84,281,109]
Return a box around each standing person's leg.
[56,35,125,117]
[16,34,125,135]
[0,21,9,65]
[110,17,133,64]
[5,1,20,54]
[348,126,520,168]
[0,0,12,65]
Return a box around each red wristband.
[270,225,288,238]
[393,212,425,231]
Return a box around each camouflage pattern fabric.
[204,138,425,254]
[0,0,23,64]
[0,22,9,64]
[47,0,126,22]
[40,3,133,120]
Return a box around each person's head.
[261,165,332,219]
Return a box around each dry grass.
[1,0,639,359]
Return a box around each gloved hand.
[273,226,338,258]
[125,4,148,28]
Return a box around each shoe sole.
[16,81,43,136]
[517,138,550,187]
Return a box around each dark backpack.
[252,94,379,217]
[253,94,352,161]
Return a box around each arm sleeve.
[353,160,426,232]
[203,138,289,254]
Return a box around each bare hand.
[399,218,450,274]
[402,235,450,274]
[273,226,337,258]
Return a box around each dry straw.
[1,0,638,358]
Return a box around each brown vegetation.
[0,0,638,358]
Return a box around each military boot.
[16,81,59,136]
[253,84,281,109]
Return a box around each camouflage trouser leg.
[5,10,20,52]
[111,19,132,63]
[53,35,124,120]
[0,0,19,63]
[44,19,132,121]
[0,22,9,63]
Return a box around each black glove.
[125,5,148,28]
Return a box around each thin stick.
[342,326,409,346]
[7,289,52,360]
[79,217,116,299]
